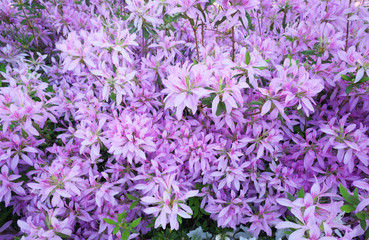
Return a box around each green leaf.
[0,63,5,73]
[358,77,369,83]
[248,101,263,106]
[356,211,367,220]
[109,92,116,101]
[360,219,367,231]
[341,74,352,81]
[366,228,369,239]
[340,184,360,203]
[354,188,359,201]
[177,215,182,224]
[201,96,213,107]
[113,225,120,235]
[245,11,253,30]
[129,218,141,228]
[287,192,296,201]
[339,184,351,201]
[345,85,353,95]
[103,218,117,225]
[301,50,317,56]
[193,207,199,218]
[205,0,215,8]
[200,208,210,215]
[129,200,138,210]
[296,187,305,199]
[216,101,226,116]
[340,205,355,213]
[118,213,124,223]
[282,11,287,29]
[245,49,251,65]
[55,232,71,239]
[197,6,207,22]
[214,16,227,27]
[142,27,150,40]
[254,66,268,70]
[285,35,295,42]
[121,229,130,240]
[126,193,136,200]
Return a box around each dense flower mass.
[0,0,369,239]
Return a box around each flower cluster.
[0,0,369,239]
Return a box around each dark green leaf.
[214,16,227,27]
[0,63,5,73]
[197,6,207,22]
[354,188,359,201]
[205,0,215,8]
[365,227,369,239]
[193,208,199,218]
[216,101,226,116]
[33,3,46,9]
[282,11,287,29]
[103,218,117,225]
[301,50,317,56]
[200,208,210,215]
[201,96,214,108]
[142,27,150,40]
[360,219,367,231]
[55,232,71,239]
[345,85,353,95]
[177,215,182,224]
[121,229,130,240]
[245,11,253,30]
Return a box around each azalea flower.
[141,175,198,230]
[162,62,211,119]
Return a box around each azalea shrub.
[1,0,369,239]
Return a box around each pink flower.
[209,68,248,116]
[108,113,156,164]
[162,63,211,119]
[141,175,198,230]
[0,164,26,206]
[28,165,85,207]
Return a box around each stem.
[192,24,200,61]
[141,25,147,58]
[345,0,352,51]
[336,94,349,116]
[198,103,211,122]
[201,22,204,46]
[18,0,37,46]
[231,26,235,62]
[244,110,261,117]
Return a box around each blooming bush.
[1,0,369,239]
